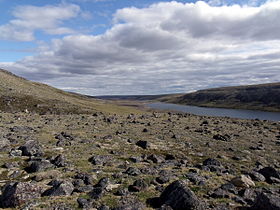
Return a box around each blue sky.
[0,0,279,95]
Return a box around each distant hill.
[0,69,136,114]
[162,83,280,112]
[95,94,174,101]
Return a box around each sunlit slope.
[0,69,138,114]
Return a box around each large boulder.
[0,182,41,208]
[43,181,74,196]
[258,167,280,183]
[251,192,280,210]
[19,140,43,157]
[26,159,54,173]
[160,180,204,210]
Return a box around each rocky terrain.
[159,83,280,112]
[0,109,279,209]
[0,70,279,209]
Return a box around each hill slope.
[161,83,280,112]
[0,69,136,114]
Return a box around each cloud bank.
[0,3,80,41]
[1,1,280,95]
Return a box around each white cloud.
[0,3,80,41]
[1,0,280,95]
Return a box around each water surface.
[148,102,280,121]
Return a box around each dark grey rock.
[213,134,231,141]
[43,181,74,196]
[251,192,280,210]
[95,177,110,189]
[3,162,19,169]
[98,205,110,210]
[203,158,221,166]
[249,171,266,182]
[77,198,92,209]
[115,188,129,196]
[211,188,231,199]
[26,159,53,173]
[89,187,104,200]
[129,156,142,163]
[51,154,67,167]
[220,183,238,195]
[136,140,151,149]
[239,188,256,205]
[128,179,148,192]
[186,173,206,185]
[258,167,280,183]
[124,167,141,176]
[112,197,145,210]
[147,154,164,163]
[74,173,94,185]
[19,140,43,157]
[160,180,204,210]
[74,185,94,193]
[89,155,112,166]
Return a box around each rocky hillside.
[161,83,280,112]
[0,69,136,114]
[0,109,279,209]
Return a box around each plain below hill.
[0,69,137,114]
[160,82,280,112]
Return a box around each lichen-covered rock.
[0,182,41,208]
[43,181,74,196]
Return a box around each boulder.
[51,154,67,167]
[124,167,141,176]
[249,171,266,182]
[89,155,112,166]
[231,175,255,188]
[203,158,221,166]
[160,180,204,210]
[89,187,104,200]
[258,167,280,183]
[251,192,280,210]
[147,154,164,163]
[136,140,151,149]
[74,172,94,185]
[77,198,92,209]
[128,179,148,192]
[19,140,43,157]
[0,182,41,208]
[26,159,53,173]
[43,181,74,196]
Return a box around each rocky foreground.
[0,110,279,209]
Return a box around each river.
[147,102,280,121]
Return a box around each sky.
[0,0,279,95]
